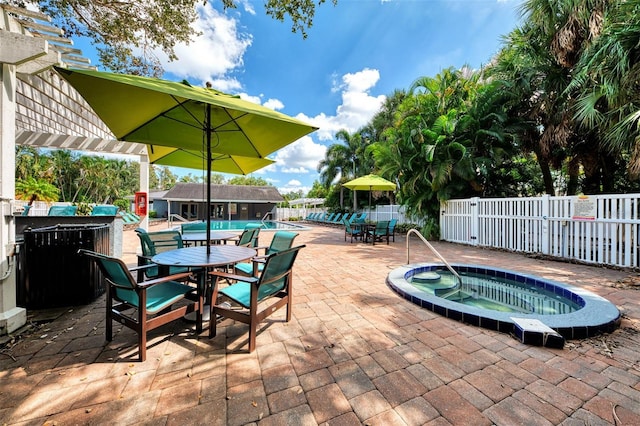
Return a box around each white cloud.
[288,179,302,186]
[159,3,252,88]
[271,136,326,174]
[263,98,284,111]
[298,68,386,140]
[238,93,262,104]
[236,93,284,111]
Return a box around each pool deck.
[1,222,639,425]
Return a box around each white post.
[0,63,26,334]
[541,194,550,255]
[139,154,149,229]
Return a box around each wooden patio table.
[152,245,257,330]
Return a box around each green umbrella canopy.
[343,174,396,191]
[343,174,396,210]
[55,67,318,158]
[148,146,274,175]
[55,67,317,252]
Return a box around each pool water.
[386,263,620,340]
[187,220,308,231]
[409,269,581,315]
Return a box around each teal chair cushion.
[219,279,286,308]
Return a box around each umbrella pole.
[206,104,212,255]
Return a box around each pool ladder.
[406,229,463,289]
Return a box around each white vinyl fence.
[275,204,417,224]
[440,194,640,268]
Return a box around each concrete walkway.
[1,224,639,425]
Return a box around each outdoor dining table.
[151,245,257,330]
[352,222,376,244]
[180,231,239,246]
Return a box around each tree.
[15,177,59,204]
[226,176,270,186]
[13,0,336,76]
[306,180,327,198]
[569,0,640,180]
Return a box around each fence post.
[541,194,550,255]
[470,197,479,246]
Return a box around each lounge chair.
[234,230,299,276]
[312,213,326,223]
[47,205,77,216]
[331,213,348,226]
[343,217,362,243]
[135,228,189,281]
[322,213,336,224]
[91,205,119,216]
[368,220,390,245]
[208,245,305,352]
[353,212,367,223]
[79,249,200,362]
[120,211,142,225]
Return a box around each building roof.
[162,183,284,203]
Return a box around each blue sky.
[79,0,523,194]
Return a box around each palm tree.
[317,129,370,209]
[570,0,640,179]
[15,177,60,206]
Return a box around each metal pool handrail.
[406,228,463,288]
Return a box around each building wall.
[168,201,277,221]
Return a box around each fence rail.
[440,194,640,268]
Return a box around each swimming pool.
[182,220,309,231]
[387,263,620,341]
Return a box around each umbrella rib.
[211,110,262,158]
[121,96,204,140]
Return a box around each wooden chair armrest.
[128,263,155,273]
[137,271,194,288]
[209,270,258,284]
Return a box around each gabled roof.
[162,183,284,203]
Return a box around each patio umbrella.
[343,174,396,210]
[147,146,274,174]
[56,67,317,252]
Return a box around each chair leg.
[138,291,147,362]
[106,287,113,342]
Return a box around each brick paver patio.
[1,223,639,425]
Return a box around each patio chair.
[47,205,77,216]
[79,249,200,362]
[388,218,398,242]
[234,231,299,276]
[21,205,31,216]
[368,220,390,245]
[135,228,189,281]
[343,217,362,243]
[91,205,119,216]
[208,244,306,352]
[244,223,262,247]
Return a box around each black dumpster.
[17,224,109,309]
